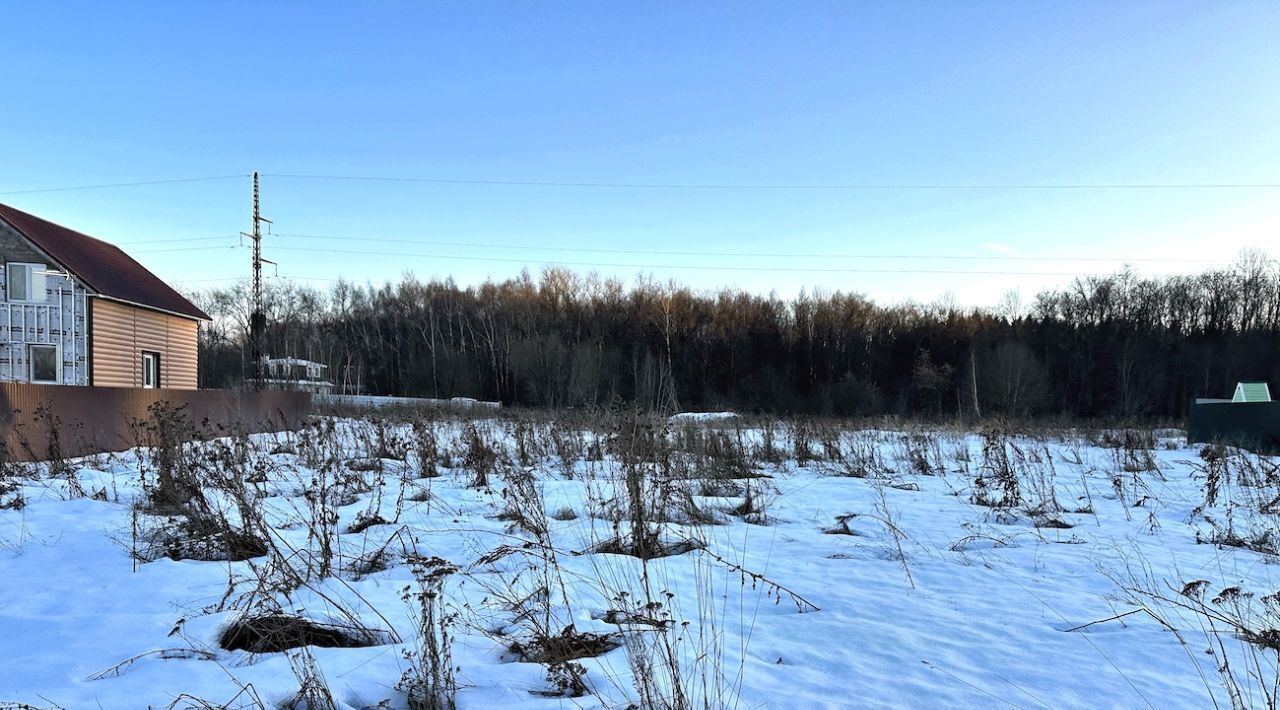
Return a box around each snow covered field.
[1,412,1277,709]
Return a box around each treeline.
[191,251,1280,418]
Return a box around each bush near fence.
[0,383,311,461]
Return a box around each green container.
[1188,401,1280,454]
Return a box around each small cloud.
[982,242,1018,256]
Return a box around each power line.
[130,241,1244,276]
[116,234,240,247]
[0,174,249,196]
[271,231,1244,264]
[172,277,246,284]
[173,274,342,285]
[263,172,1280,191]
[3,172,1275,195]
[107,231,1267,266]
[132,245,245,255]
[262,244,1198,277]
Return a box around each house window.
[142,351,161,389]
[6,263,46,303]
[29,344,59,384]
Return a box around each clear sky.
[2,1,1278,306]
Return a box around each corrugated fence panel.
[0,383,312,461]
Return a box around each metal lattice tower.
[244,171,270,389]
[252,171,261,324]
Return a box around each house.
[256,356,334,395]
[1189,380,1280,454]
[0,203,210,389]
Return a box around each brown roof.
[0,203,210,321]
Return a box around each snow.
[668,411,738,422]
[317,394,502,410]
[0,420,1275,708]
[264,358,328,368]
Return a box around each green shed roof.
[1233,382,1272,403]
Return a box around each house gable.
[0,204,209,321]
[0,217,91,385]
[0,216,80,281]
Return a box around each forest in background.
[190,250,1280,419]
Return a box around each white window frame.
[6,262,49,304]
[142,351,160,389]
[28,343,60,384]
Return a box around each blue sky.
[2,1,1278,305]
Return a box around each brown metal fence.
[0,383,312,461]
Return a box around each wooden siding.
[90,298,199,389]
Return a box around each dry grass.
[218,612,391,653]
